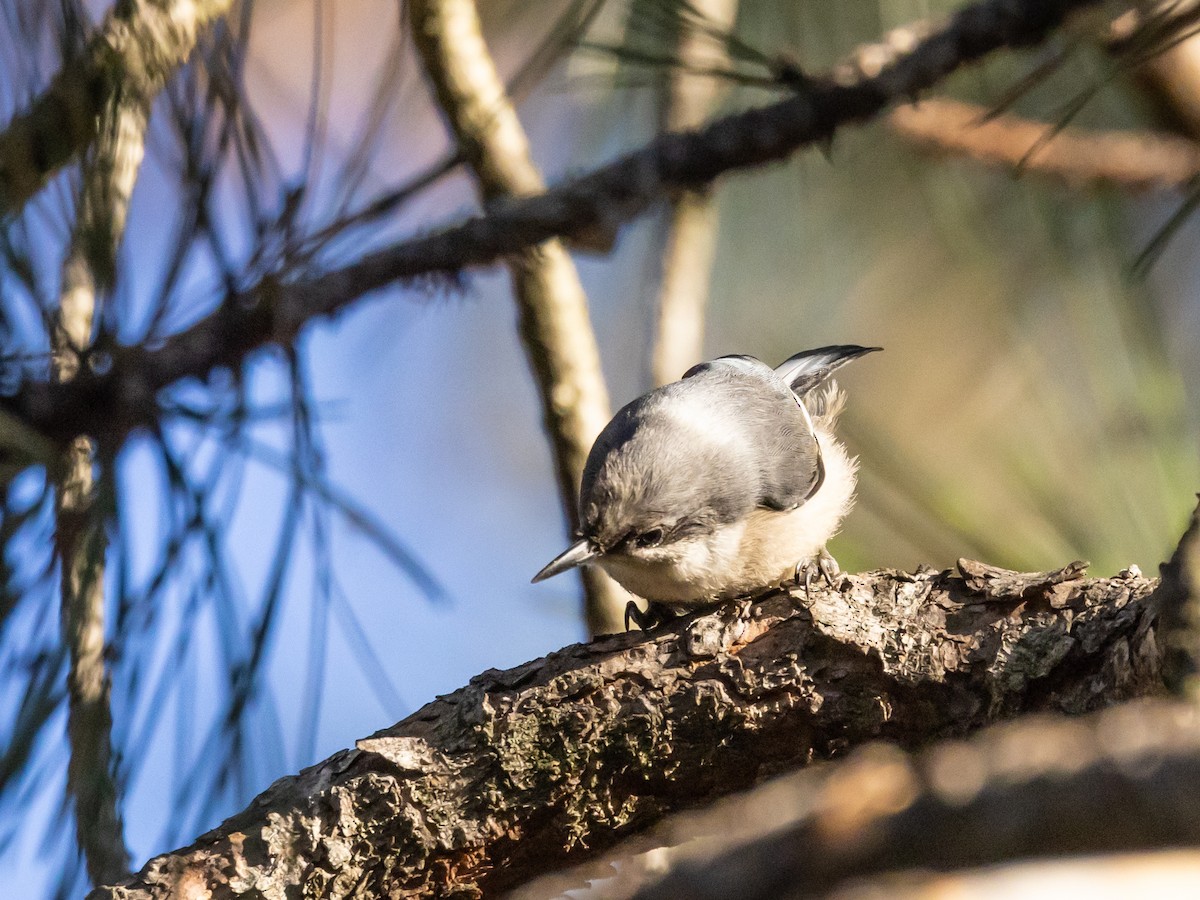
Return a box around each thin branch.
[55,438,128,885]
[889,96,1200,189]
[0,0,235,219]
[53,76,151,888]
[4,0,1105,448]
[408,0,627,635]
[650,0,739,388]
[89,557,1160,898]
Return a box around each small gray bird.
[533,345,879,629]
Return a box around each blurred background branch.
[519,700,1200,900]
[889,97,1200,189]
[649,0,738,387]
[53,5,173,885]
[409,0,628,636]
[1110,2,1200,137]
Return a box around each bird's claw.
[624,600,676,632]
[794,548,840,599]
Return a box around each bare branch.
[0,0,234,219]
[2,0,1105,453]
[89,558,1159,898]
[650,0,738,388]
[52,27,156,887]
[409,0,627,636]
[889,96,1200,189]
[56,437,128,885]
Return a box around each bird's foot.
[624,600,677,632]
[793,547,840,599]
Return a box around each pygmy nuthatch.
[533,345,879,629]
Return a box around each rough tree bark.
[90,554,1163,898]
[409,0,628,637]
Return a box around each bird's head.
[532,383,754,585]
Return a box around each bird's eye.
[635,528,665,549]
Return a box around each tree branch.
[56,437,128,886]
[650,0,738,388]
[89,558,1161,898]
[522,700,1200,900]
[5,0,1104,452]
[889,97,1200,189]
[409,0,628,636]
[53,54,153,886]
[0,0,234,219]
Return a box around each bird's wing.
[750,389,825,511]
[675,348,879,511]
[686,362,825,512]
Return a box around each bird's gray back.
[580,361,821,546]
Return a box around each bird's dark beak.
[532,539,598,583]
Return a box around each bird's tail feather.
[774,345,880,399]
